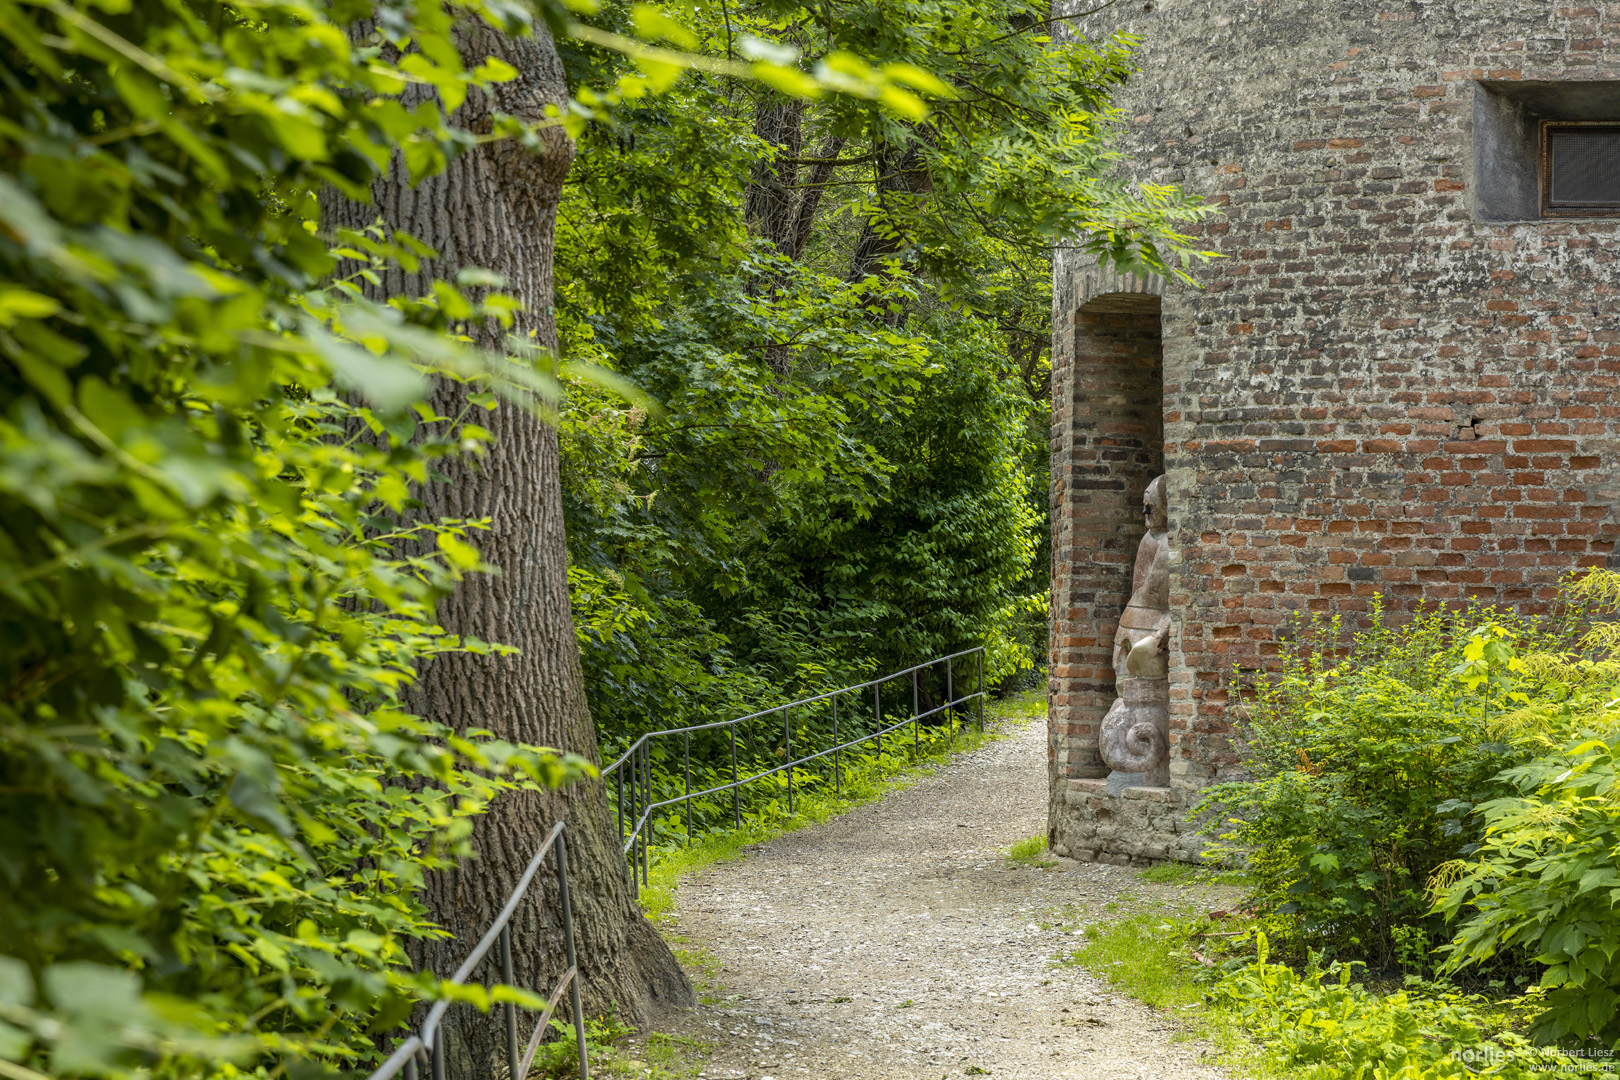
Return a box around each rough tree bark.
[741,97,805,377]
[787,136,846,261]
[324,17,691,1074]
[742,96,803,255]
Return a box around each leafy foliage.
[1199,572,1620,1051]
[1435,724,1620,1046]
[558,238,1043,750]
[0,0,627,1069]
[1430,576,1620,1045]
[701,0,1211,286]
[551,0,1203,768]
[1199,600,1536,970]
[1206,936,1572,1080]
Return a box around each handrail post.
[832,693,840,795]
[977,647,984,731]
[683,731,692,847]
[642,742,651,889]
[912,668,919,753]
[874,683,882,756]
[729,726,740,828]
[500,925,519,1080]
[431,1037,444,1080]
[556,832,590,1080]
[784,705,793,815]
[946,655,954,736]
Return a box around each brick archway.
[1049,289,1166,781]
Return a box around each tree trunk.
[323,18,691,1075]
[742,96,803,255]
[847,135,933,284]
[788,135,846,260]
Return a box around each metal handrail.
[365,648,986,1079]
[602,647,986,895]
[366,821,590,1080]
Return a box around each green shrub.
[1200,571,1620,1049]
[1200,598,1534,969]
[1432,578,1620,1045]
[0,0,593,1072]
[1435,728,1620,1046]
[1207,936,1570,1079]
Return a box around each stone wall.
[1048,0,1620,863]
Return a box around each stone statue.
[1099,475,1171,785]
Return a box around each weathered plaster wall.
[1049,0,1620,863]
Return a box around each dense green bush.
[1436,723,1620,1046]
[711,316,1044,686]
[1433,572,1620,1045]
[1206,936,1572,1079]
[1198,572,1620,1056]
[1200,599,1537,969]
[558,255,1037,763]
[0,0,603,1070]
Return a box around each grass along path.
[635,689,1043,930]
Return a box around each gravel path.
[657,712,1237,1080]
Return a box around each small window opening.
[1543,123,1620,215]
[1474,81,1620,221]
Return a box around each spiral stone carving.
[1099,697,1167,774]
[1098,475,1172,785]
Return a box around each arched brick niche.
[1048,284,1165,782]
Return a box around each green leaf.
[314,332,429,412]
[0,287,62,326]
[629,4,697,49]
[0,957,35,1007]
[879,62,953,98]
[436,531,482,570]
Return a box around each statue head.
[1143,475,1168,531]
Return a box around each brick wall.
[1049,0,1620,842]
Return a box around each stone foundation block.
[1049,777,1206,867]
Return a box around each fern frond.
[1567,568,1620,611]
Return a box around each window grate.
[1543,123,1620,215]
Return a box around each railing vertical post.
[639,742,649,890]
[500,925,519,1080]
[874,683,882,755]
[977,647,985,731]
[683,731,692,847]
[912,668,919,752]
[615,763,625,859]
[556,832,590,1080]
[832,693,841,795]
[729,726,740,829]
[431,1037,444,1080]
[784,706,793,815]
[947,655,955,736]
[632,744,641,894]
[404,1055,418,1080]
[641,738,648,893]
